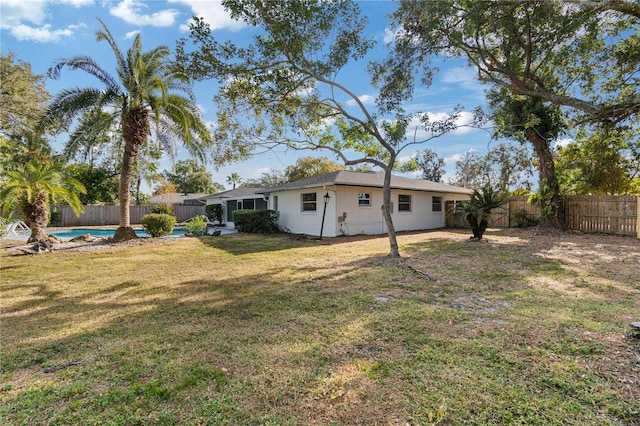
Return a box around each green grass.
[1,229,639,425]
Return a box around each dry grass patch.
[1,229,639,425]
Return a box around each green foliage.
[151,205,174,215]
[284,156,343,182]
[140,213,176,237]
[0,54,50,140]
[48,208,62,226]
[163,159,216,194]
[0,158,86,242]
[177,0,475,257]
[184,215,208,236]
[528,179,560,221]
[232,209,279,234]
[451,186,507,240]
[511,209,538,228]
[43,18,213,236]
[206,204,224,224]
[555,126,639,195]
[226,172,243,190]
[66,163,118,205]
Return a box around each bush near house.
[151,205,175,216]
[206,204,224,225]
[232,209,279,234]
[141,213,177,237]
[184,215,208,236]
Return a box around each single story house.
[256,170,473,237]
[199,187,268,225]
[149,193,207,206]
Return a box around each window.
[398,194,412,212]
[243,198,255,210]
[273,195,278,212]
[358,192,371,206]
[301,192,317,211]
[432,196,443,212]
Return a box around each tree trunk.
[113,108,148,242]
[24,194,49,243]
[466,215,482,240]
[526,127,567,231]
[382,167,400,258]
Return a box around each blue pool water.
[50,227,187,240]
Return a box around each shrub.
[48,208,62,226]
[141,213,176,237]
[232,209,279,234]
[185,215,208,236]
[206,204,224,225]
[512,209,538,228]
[151,204,174,215]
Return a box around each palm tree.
[0,158,85,243]
[226,172,243,190]
[451,186,507,240]
[42,18,212,242]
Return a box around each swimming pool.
[49,226,236,240]
[50,227,187,240]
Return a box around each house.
[149,193,207,206]
[199,187,268,225]
[256,171,473,237]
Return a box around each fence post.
[637,196,640,239]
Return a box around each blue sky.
[1,0,508,191]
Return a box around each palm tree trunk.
[24,194,49,243]
[113,108,148,242]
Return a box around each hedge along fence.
[52,204,206,227]
[446,195,639,237]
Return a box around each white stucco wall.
[272,189,337,237]
[271,185,469,237]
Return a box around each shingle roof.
[199,187,264,200]
[256,171,473,194]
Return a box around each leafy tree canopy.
[163,159,217,194]
[66,163,119,205]
[177,0,476,257]
[284,156,344,182]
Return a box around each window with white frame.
[301,192,317,211]
[432,196,443,212]
[398,194,412,212]
[358,192,371,206]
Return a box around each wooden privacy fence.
[446,195,639,237]
[52,204,206,227]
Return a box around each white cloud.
[555,138,574,148]
[383,27,400,44]
[444,149,477,165]
[406,110,480,140]
[346,94,376,107]
[60,0,94,6]
[0,0,47,27]
[124,30,140,39]
[5,22,86,43]
[169,0,246,32]
[0,0,89,42]
[110,0,180,27]
[255,167,273,176]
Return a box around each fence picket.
[446,195,638,237]
[52,204,207,227]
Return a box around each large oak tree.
[177,0,471,257]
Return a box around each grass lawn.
[1,229,639,425]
